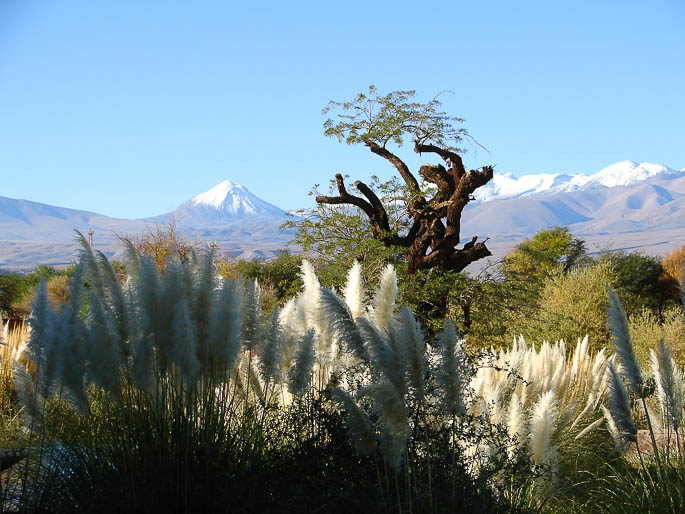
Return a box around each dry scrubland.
[0,235,684,513]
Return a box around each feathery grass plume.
[370,264,398,331]
[52,303,90,414]
[649,338,683,431]
[436,320,466,416]
[605,362,637,452]
[67,260,87,316]
[529,390,559,471]
[601,405,624,451]
[331,387,376,455]
[575,416,605,440]
[171,299,200,381]
[27,280,58,395]
[342,260,365,320]
[259,310,284,384]
[507,392,527,448]
[191,248,216,348]
[319,287,368,364]
[608,287,644,396]
[241,352,265,404]
[13,360,44,433]
[299,261,337,373]
[85,291,123,398]
[287,329,315,396]
[136,255,161,339]
[241,279,262,352]
[131,330,156,393]
[357,317,405,394]
[357,381,407,468]
[75,230,104,297]
[207,278,242,371]
[397,305,426,402]
[122,237,142,280]
[96,250,130,353]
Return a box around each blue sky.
[1,0,683,219]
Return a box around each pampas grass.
[370,264,398,331]
[343,260,365,321]
[649,339,684,432]
[287,330,315,396]
[608,287,644,397]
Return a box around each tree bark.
[316,141,493,274]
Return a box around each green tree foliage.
[0,265,63,316]
[284,175,407,288]
[216,251,303,312]
[323,86,468,151]
[501,226,587,279]
[516,260,617,351]
[598,251,677,317]
[317,86,493,274]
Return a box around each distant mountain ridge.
[474,161,685,203]
[1,161,684,270]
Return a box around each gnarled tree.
[318,87,494,273]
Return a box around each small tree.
[501,226,587,279]
[317,86,494,274]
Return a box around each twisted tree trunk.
[316,140,493,273]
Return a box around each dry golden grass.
[0,321,32,414]
[663,244,685,288]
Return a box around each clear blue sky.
[1,0,684,219]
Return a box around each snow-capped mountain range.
[1,160,684,270]
[473,161,685,202]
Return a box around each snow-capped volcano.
[188,180,285,218]
[473,160,683,203]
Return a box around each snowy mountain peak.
[473,160,682,203]
[191,180,246,209]
[590,160,678,187]
[185,180,285,219]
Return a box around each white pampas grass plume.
[575,417,605,440]
[319,287,368,363]
[27,280,58,395]
[357,381,407,468]
[171,299,200,381]
[191,249,216,347]
[436,321,466,416]
[649,339,683,431]
[607,288,643,396]
[241,280,262,352]
[13,361,45,433]
[357,317,405,394]
[370,264,398,331]
[85,292,123,398]
[75,230,105,297]
[299,260,321,318]
[529,391,559,469]
[397,305,426,402]
[331,387,376,455]
[507,392,527,447]
[343,261,365,321]
[260,310,284,384]
[53,304,90,414]
[207,279,242,371]
[287,330,315,396]
[605,362,637,451]
[122,238,142,280]
[96,250,130,354]
[241,353,265,404]
[131,332,156,393]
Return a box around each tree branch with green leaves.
[318,86,493,273]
